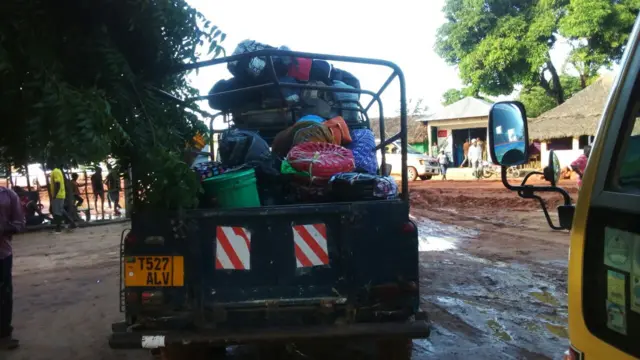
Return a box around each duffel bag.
[227,40,292,82]
[299,81,335,119]
[309,60,332,85]
[330,80,362,124]
[328,172,398,201]
[287,58,312,82]
[208,78,262,111]
[331,67,361,97]
[346,128,377,175]
[272,121,334,158]
[323,116,352,146]
[218,129,271,168]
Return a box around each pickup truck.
[377,139,440,181]
[109,50,430,359]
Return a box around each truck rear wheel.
[419,175,432,180]
[155,344,226,360]
[377,338,413,360]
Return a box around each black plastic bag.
[328,173,398,201]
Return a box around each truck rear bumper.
[109,319,431,349]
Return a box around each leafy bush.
[0,0,225,209]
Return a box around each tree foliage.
[560,0,640,87]
[441,89,466,106]
[441,87,482,106]
[0,0,225,209]
[435,0,639,106]
[518,75,583,117]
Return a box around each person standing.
[460,140,470,167]
[71,173,83,207]
[570,145,591,188]
[106,164,121,216]
[50,164,76,233]
[91,167,105,218]
[477,138,486,161]
[468,139,483,179]
[437,150,450,181]
[0,186,25,350]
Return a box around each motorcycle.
[481,161,521,179]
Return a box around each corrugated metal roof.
[417,97,493,122]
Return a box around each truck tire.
[419,175,432,180]
[407,167,418,182]
[156,345,226,360]
[257,344,290,359]
[377,338,413,360]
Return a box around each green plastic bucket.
[202,168,261,209]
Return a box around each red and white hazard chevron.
[215,226,251,270]
[293,223,329,268]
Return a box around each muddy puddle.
[413,215,569,359]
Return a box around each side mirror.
[543,150,562,186]
[488,101,529,166]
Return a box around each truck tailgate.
[129,200,418,312]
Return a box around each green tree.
[560,0,640,88]
[0,0,225,208]
[441,87,485,105]
[518,75,583,117]
[441,89,466,106]
[436,0,568,104]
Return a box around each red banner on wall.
[437,130,448,137]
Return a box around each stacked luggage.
[195,40,397,208]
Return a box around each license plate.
[124,256,184,287]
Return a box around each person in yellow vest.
[49,164,76,233]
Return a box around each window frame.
[590,39,640,215]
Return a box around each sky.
[185,0,576,123]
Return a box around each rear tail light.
[125,290,138,304]
[401,221,417,234]
[141,291,163,305]
[125,233,136,244]
[563,346,583,360]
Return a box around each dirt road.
[6,180,576,359]
[412,180,577,359]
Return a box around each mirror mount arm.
[520,170,543,187]
[525,193,566,231]
[500,167,573,231]
[500,167,572,206]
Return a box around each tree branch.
[546,60,564,104]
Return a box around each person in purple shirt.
[0,186,25,350]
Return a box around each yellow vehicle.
[487,15,640,360]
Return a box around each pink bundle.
[287,142,355,181]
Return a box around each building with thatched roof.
[528,74,615,168]
[417,97,494,166]
[369,116,430,151]
[529,74,614,141]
